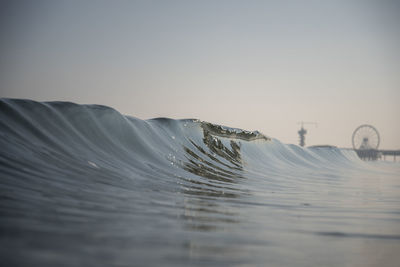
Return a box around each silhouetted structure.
[351,124,400,161]
[297,122,318,147]
[298,126,307,147]
[380,150,400,162]
[352,124,380,160]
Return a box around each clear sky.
[1,0,399,149]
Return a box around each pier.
[351,124,400,161]
[380,150,400,162]
[354,149,400,161]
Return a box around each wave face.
[1,99,400,267]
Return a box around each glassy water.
[1,99,399,266]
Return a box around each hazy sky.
[1,0,399,149]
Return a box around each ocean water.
[0,98,399,267]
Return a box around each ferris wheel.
[352,124,380,150]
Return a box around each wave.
[1,98,399,267]
[0,98,370,197]
[0,98,364,177]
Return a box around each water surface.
[1,99,399,266]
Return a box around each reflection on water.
[180,129,246,232]
[182,143,242,184]
[201,126,243,169]
[180,198,239,232]
[182,126,244,186]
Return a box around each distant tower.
[298,126,307,147]
[297,122,318,147]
